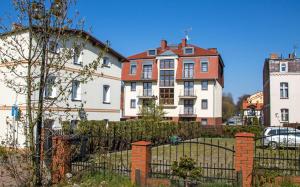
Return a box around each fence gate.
[253,129,300,186]
[150,137,240,186]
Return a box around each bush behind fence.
[62,120,262,151]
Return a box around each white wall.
[0,31,123,147]
[270,73,300,126]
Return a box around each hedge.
[62,120,263,146]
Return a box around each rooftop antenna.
[293,44,298,57]
[184,27,192,41]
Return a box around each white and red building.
[242,92,264,123]
[121,39,224,125]
[263,53,300,126]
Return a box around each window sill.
[45,97,57,100]
[72,99,82,102]
[73,63,83,66]
[103,101,111,104]
[102,64,111,68]
[280,97,289,99]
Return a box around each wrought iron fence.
[150,137,239,186]
[253,127,300,185]
[68,133,132,177]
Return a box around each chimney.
[11,23,22,31]
[288,53,295,59]
[269,53,278,59]
[182,38,187,47]
[161,40,167,50]
[208,48,217,53]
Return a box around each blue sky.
[1,0,300,102]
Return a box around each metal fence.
[253,127,300,185]
[68,134,132,177]
[150,137,240,186]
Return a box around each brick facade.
[51,136,71,184]
[131,141,152,186]
[235,132,255,187]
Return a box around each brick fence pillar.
[235,132,255,187]
[52,136,71,184]
[131,141,151,187]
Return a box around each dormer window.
[280,62,288,72]
[184,47,194,55]
[148,49,157,56]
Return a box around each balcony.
[141,72,152,80]
[183,70,194,79]
[178,89,197,99]
[179,107,197,117]
[137,90,154,99]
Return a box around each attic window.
[184,47,194,55]
[148,49,157,56]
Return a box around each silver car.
[262,127,300,149]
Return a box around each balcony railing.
[141,72,152,79]
[178,89,197,99]
[183,70,194,79]
[137,90,153,99]
[179,107,196,117]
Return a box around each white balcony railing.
[178,89,197,98]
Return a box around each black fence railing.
[149,137,239,185]
[253,127,300,185]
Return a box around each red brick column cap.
[235,132,255,138]
[132,141,151,146]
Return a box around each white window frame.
[103,85,111,104]
[130,99,136,108]
[72,80,81,101]
[45,76,57,98]
[48,40,60,54]
[102,57,110,67]
[280,82,289,99]
[280,62,288,72]
[201,61,209,72]
[183,47,194,55]
[147,49,157,56]
[201,99,208,110]
[201,80,208,90]
[73,45,83,65]
[131,82,136,91]
[130,63,137,75]
[281,109,289,122]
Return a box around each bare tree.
[0,0,107,185]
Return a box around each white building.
[121,39,224,125]
[263,53,300,126]
[0,28,126,147]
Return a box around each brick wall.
[235,132,255,187]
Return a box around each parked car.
[262,127,300,149]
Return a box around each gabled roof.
[127,43,219,60]
[0,27,127,61]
